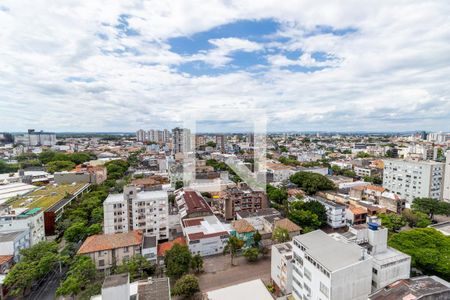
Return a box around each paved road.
[198,254,271,292]
[26,270,64,300]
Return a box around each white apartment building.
[0,230,30,262]
[271,242,293,295]
[309,196,347,228]
[330,219,411,292]
[181,215,230,257]
[383,159,445,205]
[444,150,450,202]
[103,186,169,240]
[354,166,373,177]
[14,129,56,146]
[292,230,373,300]
[0,207,45,246]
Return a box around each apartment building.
[103,186,169,240]
[444,150,450,202]
[383,159,445,205]
[292,230,373,300]
[0,207,45,246]
[14,129,56,146]
[77,231,144,270]
[218,186,268,220]
[0,230,30,262]
[309,196,347,228]
[182,215,230,257]
[172,127,191,154]
[271,242,293,295]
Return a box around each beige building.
[77,231,143,270]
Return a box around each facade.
[231,219,256,248]
[310,196,347,228]
[0,207,45,246]
[172,127,191,154]
[218,187,268,220]
[77,231,144,270]
[182,215,230,257]
[54,165,107,185]
[292,230,373,300]
[444,150,450,202]
[103,186,169,241]
[271,242,293,295]
[14,129,56,146]
[383,159,445,204]
[0,230,30,262]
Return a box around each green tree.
[206,141,217,148]
[272,226,290,243]
[389,228,450,281]
[289,171,336,195]
[412,197,450,220]
[64,222,87,243]
[357,152,371,158]
[190,254,204,273]
[289,208,321,232]
[115,254,155,280]
[171,275,200,298]
[266,185,288,204]
[86,223,102,236]
[291,200,327,226]
[402,209,431,228]
[46,160,76,173]
[175,180,184,190]
[57,256,96,296]
[164,244,192,278]
[223,236,244,266]
[253,230,262,247]
[379,213,406,232]
[243,247,260,262]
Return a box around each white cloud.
[0,0,450,132]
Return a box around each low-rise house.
[54,164,107,185]
[231,219,255,248]
[236,208,281,235]
[77,230,144,270]
[182,215,230,257]
[175,189,213,220]
[273,218,301,239]
[309,196,347,229]
[271,242,293,295]
[346,205,368,225]
[0,255,13,274]
[157,237,186,262]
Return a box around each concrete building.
[172,127,191,154]
[54,165,107,185]
[292,230,373,300]
[383,159,445,205]
[175,189,213,220]
[0,230,30,262]
[182,215,230,257]
[0,207,45,246]
[14,129,56,146]
[206,279,273,300]
[103,186,169,240]
[368,275,450,300]
[271,242,293,295]
[444,150,450,202]
[77,231,144,270]
[309,196,347,228]
[218,186,268,220]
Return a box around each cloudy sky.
[1,1,450,132]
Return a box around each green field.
[9,183,86,210]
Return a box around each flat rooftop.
[294,230,369,272]
[7,183,87,210]
[102,273,129,289]
[206,279,273,300]
[137,277,170,300]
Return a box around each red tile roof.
[183,191,212,214]
[232,219,256,233]
[183,218,204,227]
[157,237,186,257]
[0,255,13,265]
[78,230,143,254]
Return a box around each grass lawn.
[9,183,86,209]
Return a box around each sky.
[1,1,450,133]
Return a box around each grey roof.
[236,208,281,218]
[143,235,157,249]
[0,230,26,242]
[294,230,368,272]
[102,273,129,289]
[137,277,170,300]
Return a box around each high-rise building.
[172,127,191,154]
[136,129,146,142]
[14,129,56,146]
[383,159,445,205]
[292,230,373,300]
[444,150,450,202]
[216,134,225,153]
[103,186,169,240]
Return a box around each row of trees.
[289,171,336,195]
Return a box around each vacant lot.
[198,253,271,292]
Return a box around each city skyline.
[1,1,450,132]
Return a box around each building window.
[98,260,104,267]
[320,282,329,298]
[372,268,378,274]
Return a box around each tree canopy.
[164,244,192,278]
[412,197,450,220]
[57,256,97,296]
[171,275,200,298]
[272,226,290,243]
[389,228,450,281]
[289,171,335,195]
